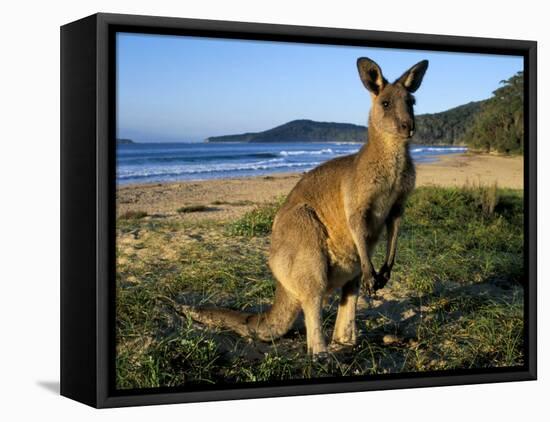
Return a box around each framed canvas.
[60,12,537,408]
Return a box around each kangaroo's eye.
[382,101,390,109]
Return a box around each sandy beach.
[116,153,523,222]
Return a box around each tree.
[461,72,524,154]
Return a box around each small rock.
[382,334,401,345]
[408,339,419,348]
[401,309,416,320]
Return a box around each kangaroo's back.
[274,154,355,234]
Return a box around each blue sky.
[116,33,523,143]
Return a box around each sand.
[415,153,523,189]
[116,153,524,222]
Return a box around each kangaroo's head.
[357,57,428,139]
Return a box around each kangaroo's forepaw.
[361,273,377,296]
[375,265,391,290]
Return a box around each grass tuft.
[211,199,254,206]
[119,210,148,220]
[464,181,499,217]
[227,197,285,237]
[177,205,212,213]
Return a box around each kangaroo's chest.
[370,159,413,222]
[326,173,409,289]
[366,161,415,232]
[368,190,399,241]
[371,190,398,221]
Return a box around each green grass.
[415,294,524,369]
[115,185,524,389]
[227,196,286,236]
[392,186,524,293]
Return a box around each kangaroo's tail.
[174,282,300,341]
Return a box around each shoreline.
[116,153,524,221]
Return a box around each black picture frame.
[60,12,537,408]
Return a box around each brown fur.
[179,58,429,356]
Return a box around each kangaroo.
[179,57,428,356]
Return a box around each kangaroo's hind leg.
[331,277,360,346]
[269,204,330,357]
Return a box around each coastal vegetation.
[461,72,524,154]
[414,102,482,145]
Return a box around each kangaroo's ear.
[396,60,429,92]
[357,57,387,95]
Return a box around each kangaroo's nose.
[400,120,415,137]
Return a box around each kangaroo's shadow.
[163,275,522,363]
[353,277,523,342]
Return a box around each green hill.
[205,120,367,143]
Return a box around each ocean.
[116,142,467,185]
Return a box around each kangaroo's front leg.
[347,209,377,295]
[376,205,403,289]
